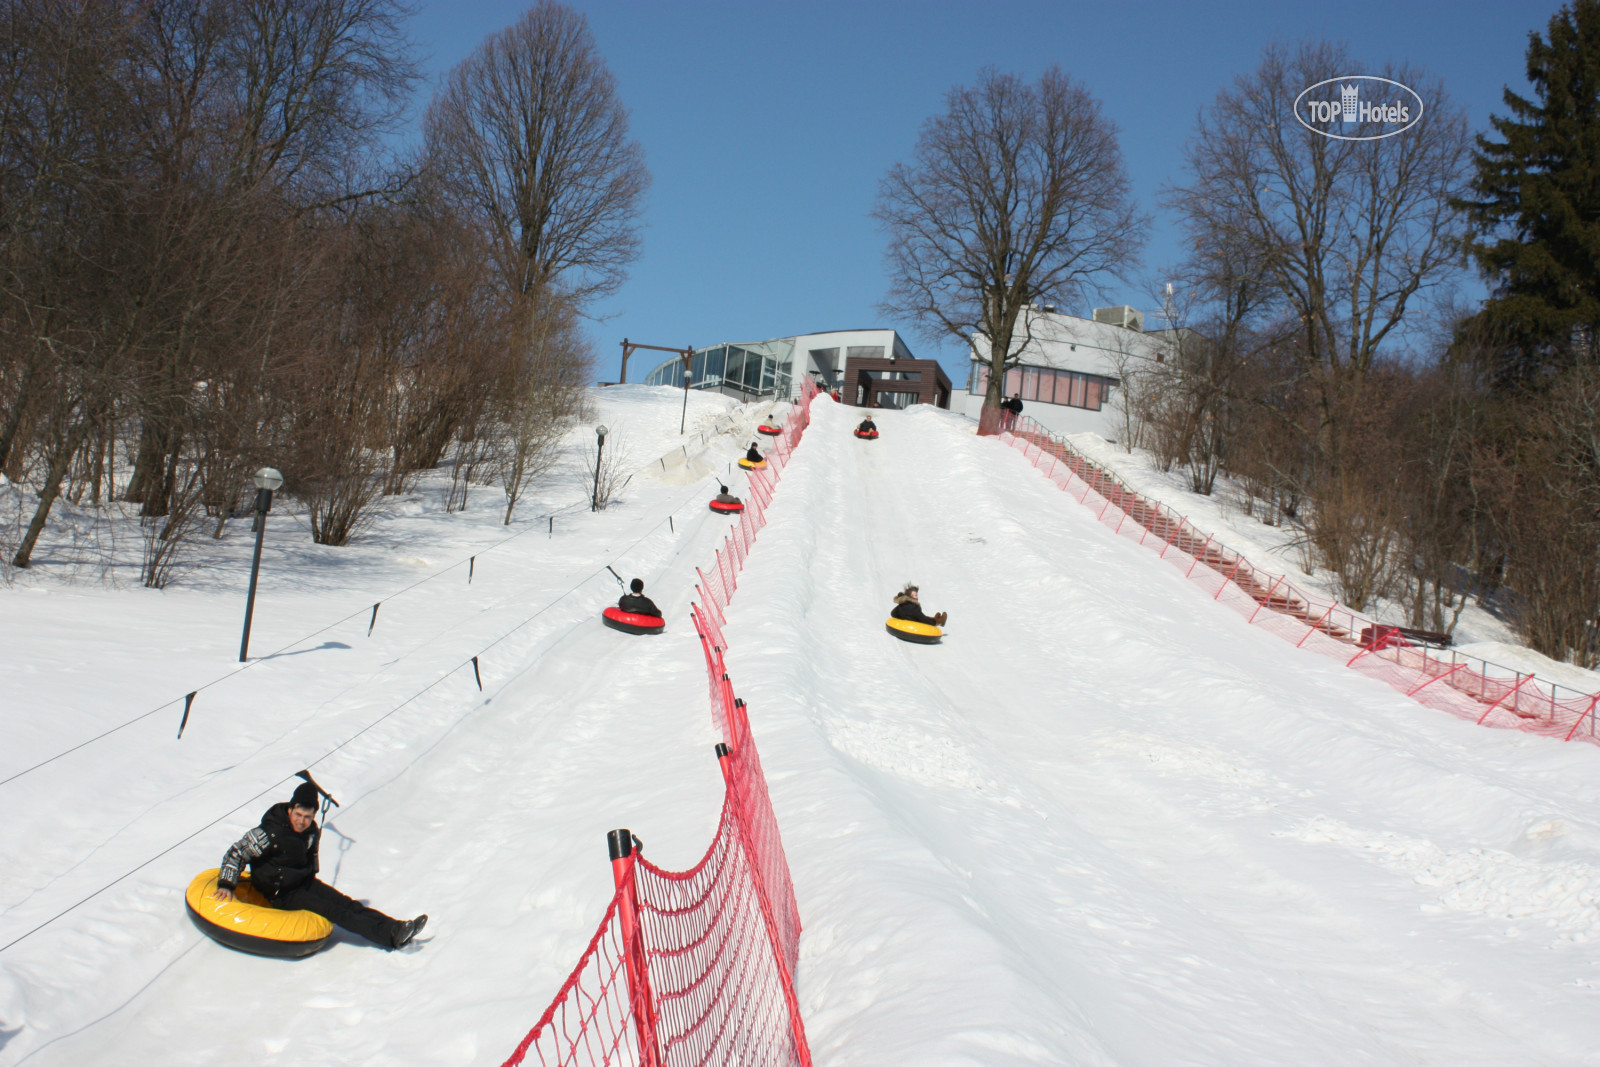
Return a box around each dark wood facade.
[842,357,953,410]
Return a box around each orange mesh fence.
[503,380,818,1067]
[998,416,1600,745]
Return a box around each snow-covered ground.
[4,389,1600,1064]
[1066,430,1600,698]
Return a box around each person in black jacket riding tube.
[213,782,427,949]
[746,442,764,464]
[891,584,947,627]
[857,417,877,434]
[618,578,662,618]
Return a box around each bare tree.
[496,296,588,524]
[875,67,1146,435]
[424,0,649,309]
[1169,42,1471,468]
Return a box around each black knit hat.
[291,782,320,811]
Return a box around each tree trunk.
[12,420,89,568]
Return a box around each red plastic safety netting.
[503,381,819,1067]
[998,416,1600,744]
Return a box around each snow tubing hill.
[854,429,879,439]
[709,499,744,514]
[185,868,333,958]
[757,424,782,436]
[603,606,666,635]
[738,457,767,470]
[886,617,942,644]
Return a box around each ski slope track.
[5,393,1600,1063]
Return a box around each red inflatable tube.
[709,498,745,514]
[854,429,879,439]
[602,606,665,635]
[756,424,782,436]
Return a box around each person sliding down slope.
[214,782,427,950]
[618,578,663,619]
[714,485,742,506]
[746,442,764,464]
[857,417,877,434]
[891,584,946,628]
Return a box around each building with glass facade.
[953,306,1186,442]
[642,329,932,404]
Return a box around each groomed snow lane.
[723,397,1600,1065]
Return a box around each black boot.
[393,914,428,948]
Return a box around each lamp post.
[592,425,608,511]
[239,466,283,662]
[679,348,693,434]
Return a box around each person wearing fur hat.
[213,781,427,950]
[745,442,764,464]
[891,584,946,627]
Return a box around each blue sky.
[403,0,1560,383]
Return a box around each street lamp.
[592,426,608,512]
[239,466,283,662]
[680,348,693,434]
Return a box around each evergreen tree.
[1461,0,1600,381]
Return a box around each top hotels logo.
[1293,76,1423,141]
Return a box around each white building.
[951,305,1183,442]
[643,328,934,404]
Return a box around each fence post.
[1564,695,1600,742]
[1247,575,1284,624]
[1184,536,1213,578]
[1296,603,1337,647]
[1215,556,1247,600]
[607,829,661,1067]
[1476,673,1534,725]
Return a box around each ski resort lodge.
[951,305,1184,442]
[642,329,952,410]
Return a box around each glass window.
[1085,378,1103,410]
[972,365,990,394]
[847,346,884,361]
[809,348,839,373]
[887,371,921,381]
[706,346,725,381]
[1003,368,1022,397]
[1034,369,1056,404]
[874,391,919,409]
[1022,367,1041,401]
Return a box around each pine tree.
[1462,0,1600,381]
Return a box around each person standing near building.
[1000,392,1023,430]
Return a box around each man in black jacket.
[745,442,764,464]
[618,578,662,618]
[214,782,427,949]
[1000,392,1023,430]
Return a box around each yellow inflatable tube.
[738,457,767,470]
[886,617,942,644]
[186,868,333,958]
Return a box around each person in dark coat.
[891,584,947,627]
[713,484,741,506]
[745,442,764,463]
[857,417,877,433]
[1000,392,1023,430]
[214,782,426,949]
[618,578,662,618]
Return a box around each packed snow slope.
[725,399,1600,1065]
[4,389,1600,1064]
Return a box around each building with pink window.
[955,305,1185,443]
